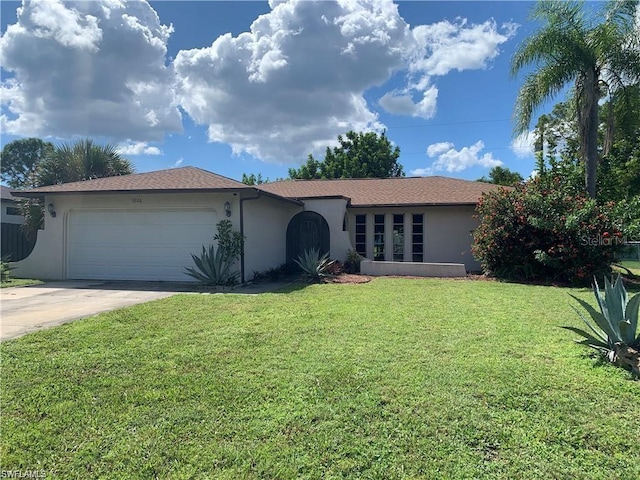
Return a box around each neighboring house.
[1,185,24,225]
[11,166,504,281]
[1,185,36,261]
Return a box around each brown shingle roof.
[258,176,506,206]
[13,167,252,196]
[12,166,507,206]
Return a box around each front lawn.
[1,278,638,478]
[618,260,640,276]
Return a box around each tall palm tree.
[511,0,640,198]
[36,139,133,186]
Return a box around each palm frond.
[513,63,580,135]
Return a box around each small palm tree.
[511,0,640,198]
[36,139,133,186]
[21,139,134,239]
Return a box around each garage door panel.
[68,209,217,281]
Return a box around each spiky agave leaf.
[568,294,619,346]
[564,274,640,370]
[625,293,640,345]
[560,326,610,352]
[294,248,335,280]
[185,244,239,285]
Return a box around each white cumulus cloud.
[0,0,519,165]
[116,141,162,156]
[0,0,182,141]
[174,0,408,163]
[411,140,503,175]
[511,130,535,158]
[410,19,517,76]
[174,0,517,161]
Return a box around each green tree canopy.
[14,138,134,240]
[477,166,524,186]
[288,131,403,179]
[511,0,640,198]
[36,139,133,186]
[241,173,267,185]
[533,92,640,202]
[0,138,54,188]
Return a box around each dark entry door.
[286,211,330,265]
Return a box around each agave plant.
[294,248,335,281]
[563,274,640,376]
[185,245,239,286]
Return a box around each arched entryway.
[286,211,330,265]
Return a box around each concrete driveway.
[0,280,193,341]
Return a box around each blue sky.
[1,0,561,183]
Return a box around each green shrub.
[1,255,15,282]
[612,195,640,241]
[185,220,244,286]
[214,219,244,261]
[251,263,297,283]
[472,177,625,284]
[343,249,363,274]
[294,248,335,281]
[563,275,640,378]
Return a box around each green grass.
[617,260,640,276]
[2,278,639,479]
[0,278,43,288]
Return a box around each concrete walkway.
[0,279,295,341]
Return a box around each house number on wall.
[132,197,143,203]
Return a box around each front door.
[286,211,330,266]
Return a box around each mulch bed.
[324,273,373,284]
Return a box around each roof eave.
[349,202,479,208]
[13,187,305,207]
[253,189,304,206]
[12,187,252,198]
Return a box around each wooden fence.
[1,223,36,261]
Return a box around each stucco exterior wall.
[241,193,302,281]
[360,260,467,277]
[348,205,480,271]
[12,192,243,280]
[300,198,352,262]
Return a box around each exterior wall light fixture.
[224,201,231,217]
[47,203,57,218]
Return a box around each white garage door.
[68,209,217,281]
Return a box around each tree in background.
[36,139,133,186]
[5,138,134,240]
[598,84,640,201]
[511,0,640,198]
[0,138,54,188]
[477,166,524,186]
[532,92,640,203]
[288,131,403,179]
[241,173,268,185]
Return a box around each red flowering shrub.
[472,177,625,284]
